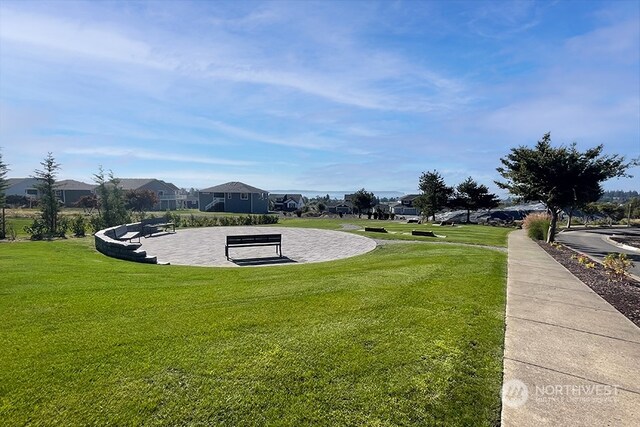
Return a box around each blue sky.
[1,0,638,194]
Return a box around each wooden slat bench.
[225,234,282,260]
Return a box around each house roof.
[56,179,94,191]
[115,178,179,192]
[5,178,33,188]
[116,178,156,190]
[200,181,267,194]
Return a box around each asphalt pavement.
[556,227,640,276]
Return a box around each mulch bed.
[538,242,640,327]
[610,236,640,249]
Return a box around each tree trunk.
[566,211,573,229]
[547,210,559,243]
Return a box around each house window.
[241,193,249,200]
[26,189,37,196]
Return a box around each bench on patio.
[113,225,141,243]
[141,218,176,237]
[364,227,387,233]
[225,234,282,260]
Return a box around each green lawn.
[276,218,512,247]
[0,232,507,425]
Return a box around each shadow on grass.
[231,256,297,266]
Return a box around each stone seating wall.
[94,223,158,264]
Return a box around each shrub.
[72,215,87,237]
[571,253,596,269]
[523,212,550,241]
[603,253,634,281]
[24,218,47,240]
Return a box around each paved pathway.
[138,226,377,267]
[502,230,640,426]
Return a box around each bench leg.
[225,246,229,260]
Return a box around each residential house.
[5,178,40,204]
[55,180,94,207]
[5,178,93,207]
[118,179,186,211]
[392,194,421,216]
[198,182,269,214]
[327,201,354,215]
[269,193,305,212]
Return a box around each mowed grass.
[276,218,512,247]
[0,236,507,426]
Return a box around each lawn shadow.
[231,256,297,266]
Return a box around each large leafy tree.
[352,188,376,216]
[451,177,500,223]
[414,170,453,221]
[33,152,61,235]
[125,189,159,213]
[496,133,633,242]
[0,150,8,239]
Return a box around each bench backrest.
[226,234,281,245]
[114,225,128,238]
[142,218,166,226]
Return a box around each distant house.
[5,178,40,203]
[5,178,93,207]
[392,194,421,216]
[198,182,269,214]
[55,180,94,207]
[327,201,354,214]
[117,179,186,211]
[269,193,305,212]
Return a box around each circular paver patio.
[138,226,377,267]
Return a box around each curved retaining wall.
[94,223,158,264]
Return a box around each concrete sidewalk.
[502,230,640,426]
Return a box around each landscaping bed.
[610,236,640,249]
[538,242,640,326]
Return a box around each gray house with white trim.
[198,182,269,214]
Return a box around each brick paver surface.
[139,226,377,267]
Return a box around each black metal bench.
[225,234,282,260]
[364,227,387,233]
[141,218,176,237]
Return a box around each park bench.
[141,217,176,237]
[113,225,141,243]
[411,230,436,237]
[364,227,387,233]
[225,234,282,260]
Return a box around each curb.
[604,235,640,253]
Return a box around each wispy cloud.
[64,147,255,167]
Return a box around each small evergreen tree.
[414,170,453,221]
[33,152,61,236]
[93,167,130,228]
[450,177,500,223]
